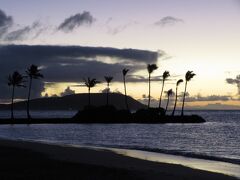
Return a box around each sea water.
[0,110,239,166]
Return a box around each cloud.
[154,16,184,27]
[4,21,42,41]
[0,44,162,100]
[184,94,232,102]
[58,11,95,32]
[188,103,240,110]
[60,86,75,97]
[0,9,13,37]
[99,87,110,93]
[226,75,240,95]
[107,21,138,35]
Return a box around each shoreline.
[0,138,238,180]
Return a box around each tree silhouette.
[84,78,100,106]
[159,71,170,108]
[172,79,183,116]
[122,68,129,110]
[26,65,43,120]
[181,71,196,116]
[104,76,113,106]
[147,64,158,108]
[165,89,173,114]
[7,71,26,120]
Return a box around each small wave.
[82,143,240,165]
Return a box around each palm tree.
[181,71,196,116]
[172,79,183,116]
[122,68,129,110]
[26,65,43,119]
[84,77,100,106]
[7,71,26,120]
[104,76,113,106]
[159,71,170,108]
[165,89,173,114]
[147,64,158,108]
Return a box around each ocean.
[0,110,239,166]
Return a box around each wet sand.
[0,139,237,180]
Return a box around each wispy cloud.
[107,20,138,35]
[0,9,13,37]
[58,11,95,33]
[4,21,42,41]
[154,16,184,27]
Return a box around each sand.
[0,139,237,180]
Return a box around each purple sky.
[0,0,240,108]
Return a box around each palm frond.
[7,71,26,87]
[122,68,129,76]
[162,71,170,80]
[147,64,158,74]
[104,76,113,83]
[185,71,196,81]
[26,64,44,79]
[177,79,183,86]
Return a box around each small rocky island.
[73,105,206,124]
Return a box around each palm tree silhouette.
[159,71,170,108]
[172,79,183,116]
[7,71,26,120]
[104,76,113,106]
[147,64,158,108]
[181,71,196,116]
[165,89,173,114]
[84,78,100,106]
[26,65,43,120]
[122,68,129,110]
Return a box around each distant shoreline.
[0,114,206,124]
[0,138,237,180]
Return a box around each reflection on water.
[0,110,239,170]
[105,147,240,178]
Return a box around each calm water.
[0,110,239,165]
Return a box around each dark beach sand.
[0,139,237,180]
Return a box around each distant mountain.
[0,93,146,111]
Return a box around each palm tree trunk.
[106,83,109,106]
[165,96,169,114]
[11,86,15,120]
[27,77,32,120]
[158,81,165,108]
[123,76,129,110]
[88,87,91,106]
[172,87,178,116]
[181,81,188,116]
[148,73,151,108]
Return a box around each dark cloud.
[226,75,240,95]
[4,21,41,41]
[0,77,45,101]
[58,11,95,32]
[0,9,13,37]
[60,86,75,97]
[0,44,161,100]
[154,16,184,27]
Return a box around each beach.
[0,139,237,180]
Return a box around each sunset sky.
[0,0,240,109]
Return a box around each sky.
[0,0,240,109]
